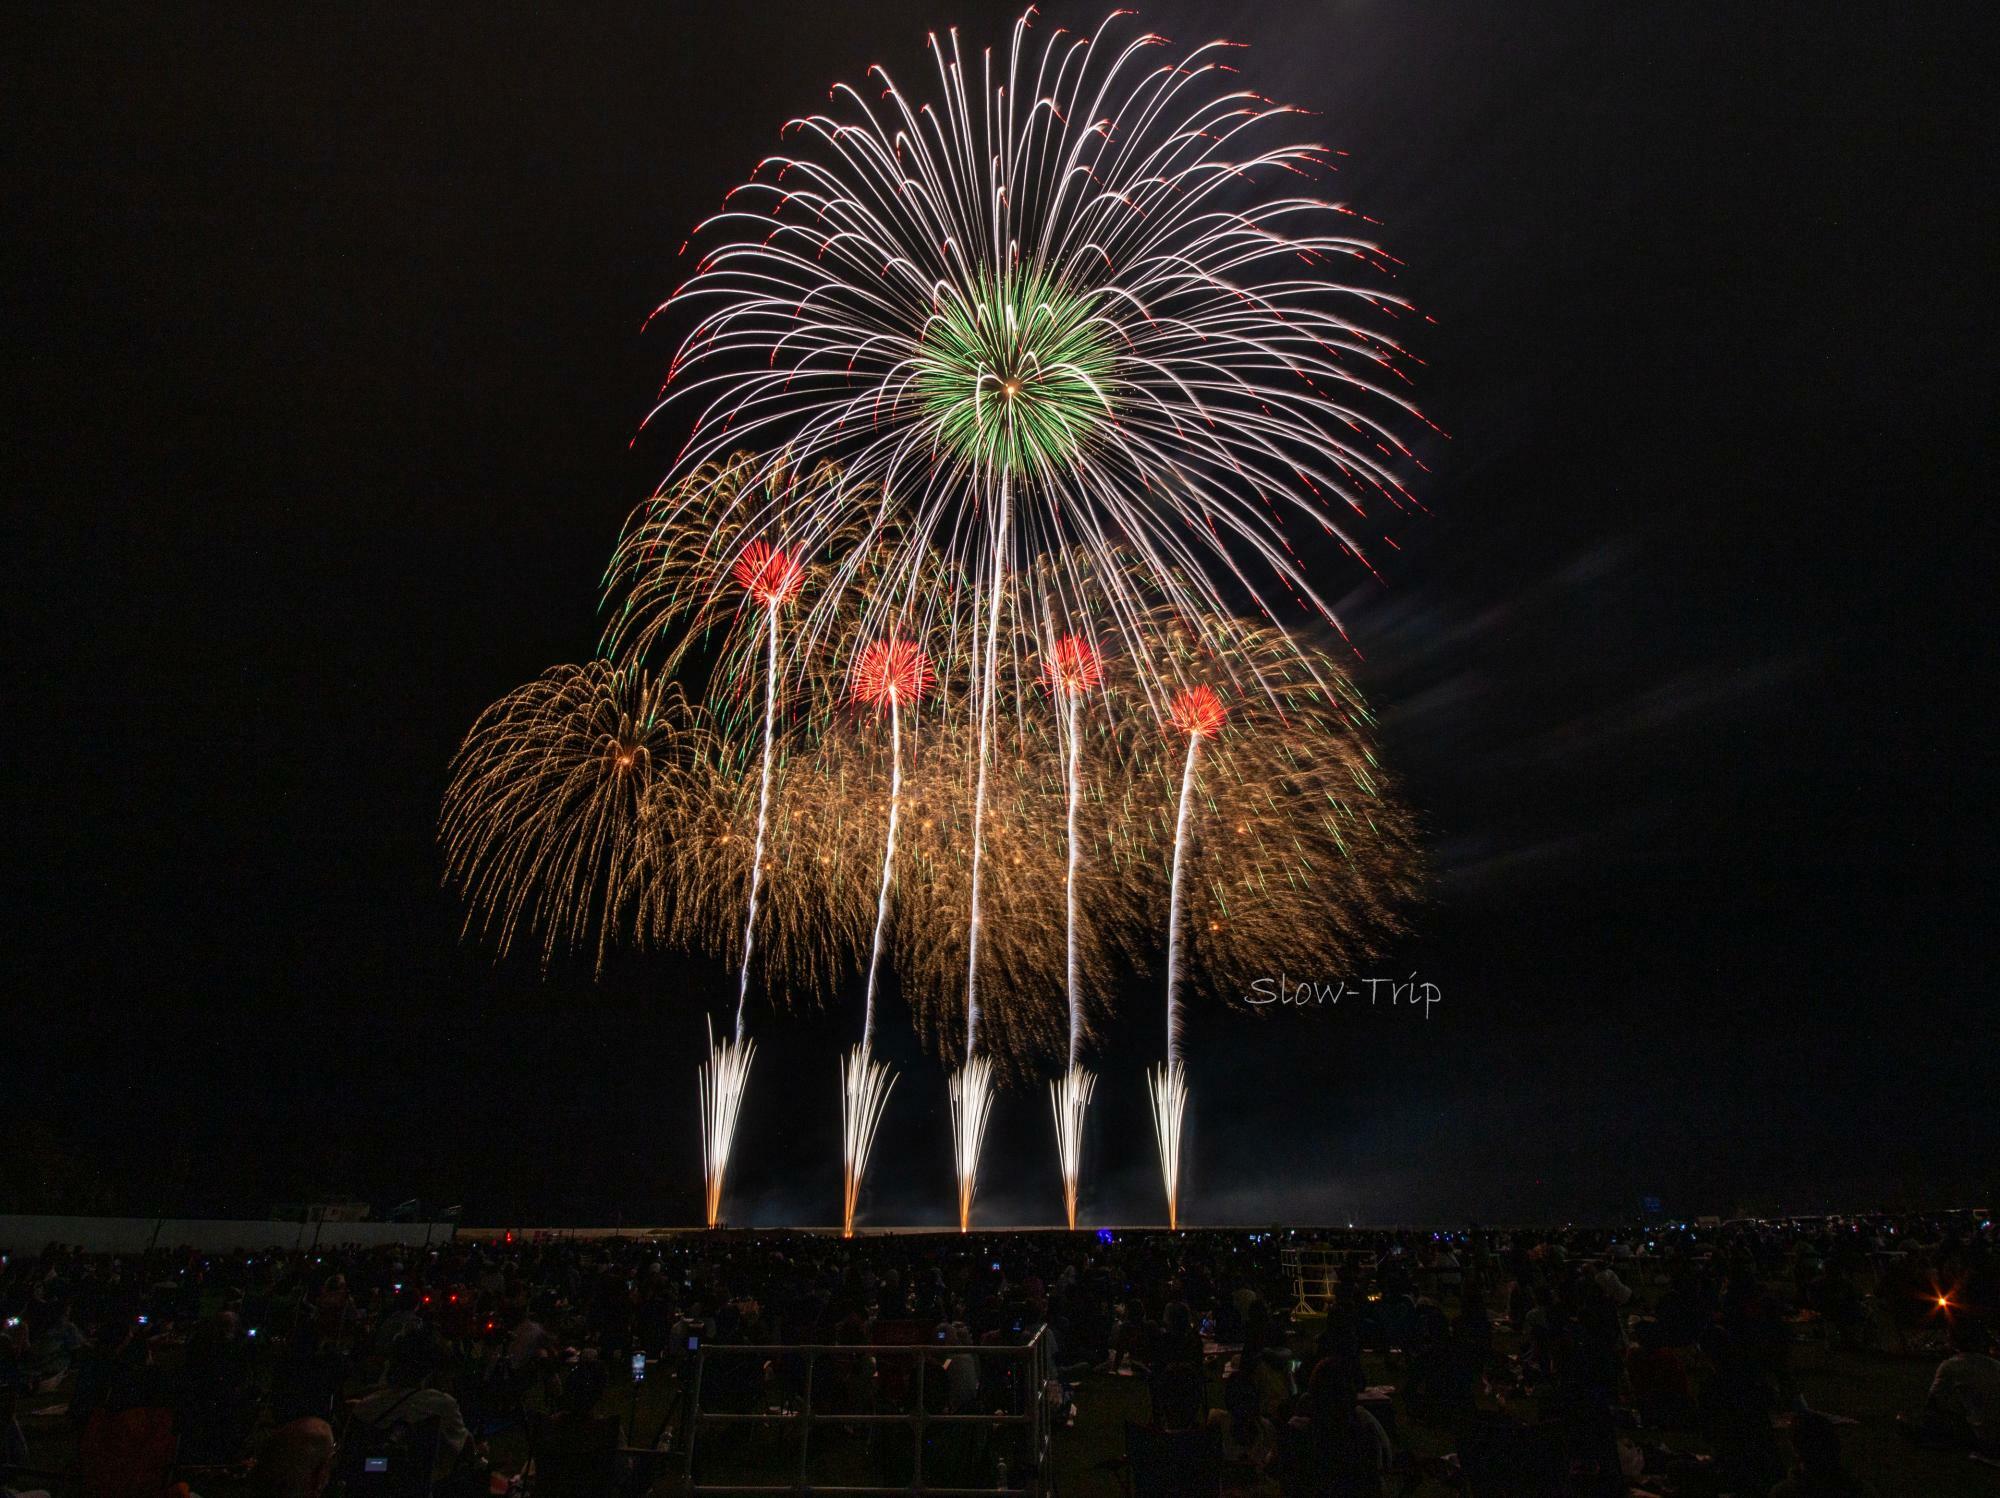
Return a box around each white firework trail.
[735,595,783,1044]
[1155,685,1221,1228]
[860,682,906,1060]
[841,637,928,1235]
[1047,634,1101,1227]
[1164,728,1202,1072]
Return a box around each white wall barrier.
[0,1215,456,1254]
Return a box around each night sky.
[7,2,1989,1226]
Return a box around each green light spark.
[914,267,1117,472]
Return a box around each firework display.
[442,8,1429,1230]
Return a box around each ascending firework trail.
[951,473,1009,1232]
[701,541,803,1228]
[1045,635,1103,1230]
[1152,685,1226,1230]
[841,638,934,1236]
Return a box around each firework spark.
[1165,686,1225,1070]
[1043,632,1104,1223]
[732,545,799,1042]
[853,637,934,1056]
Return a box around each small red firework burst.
[1169,684,1227,738]
[730,540,806,606]
[1041,634,1104,697]
[852,637,936,708]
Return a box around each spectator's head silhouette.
[252,1417,336,1498]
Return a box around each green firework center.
[913,268,1118,472]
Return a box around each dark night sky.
[5,2,1990,1226]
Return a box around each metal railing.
[1283,1245,1376,1313]
[678,1327,1056,1495]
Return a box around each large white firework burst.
[641,7,1432,693]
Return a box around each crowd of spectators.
[0,1208,1990,1496]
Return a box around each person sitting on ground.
[1150,1358,1207,1433]
[1771,1411,1875,1497]
[1697,1326,1785,1497]
[533,1358,625,1498]
[1099,1296,1157,1374]
[1210,1366,1277,1477]
[350,1335,472,1489]
[1158,1302,1204,1371]
[1900,1317,2000,1452]
[1283,1360,1391,1498]
[249,1418,336,1498]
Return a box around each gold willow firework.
[446,523,1416,1056]
[440,662,687,975]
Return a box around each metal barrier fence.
[679,1327,1056,1495]
[1283,1244,1377,1313]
